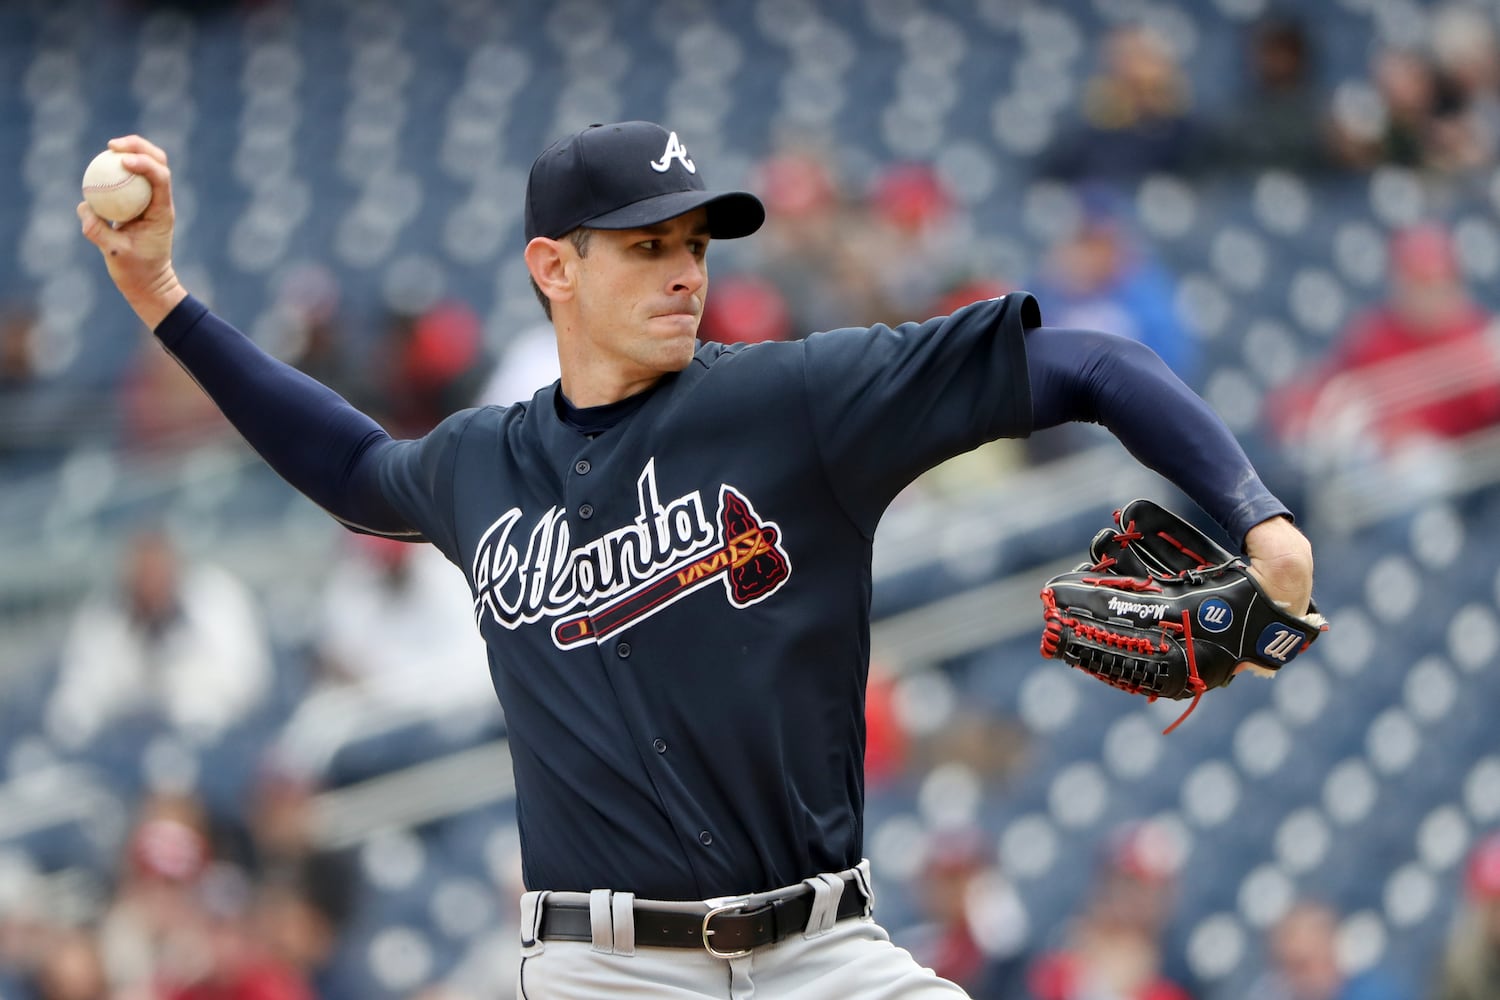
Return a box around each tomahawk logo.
[469,460,790,650]
[648,131,696,174]
[1107,596,1168,620]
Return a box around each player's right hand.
[1242,514,1315,619]
[77,135,187,329]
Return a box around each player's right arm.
[78,136,413,537]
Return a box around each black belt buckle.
[700,896,752,959]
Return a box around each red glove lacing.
[1039,591,1207,734]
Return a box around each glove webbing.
[1158,533,1217,569]
[1087,520,1143,572]
[1089,516,1219,574]
[1040,589,1208,734]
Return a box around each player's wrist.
[128,268,189,331]
[1243,515,1311,564]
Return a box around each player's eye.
[688,240,708,257]
[636,239,660,252]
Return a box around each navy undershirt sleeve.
[153,295,413,536]
[1025,326,1289,548]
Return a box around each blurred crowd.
[7,4,1500,1000]
[7,11,1500,476]
[4,778,356,1000]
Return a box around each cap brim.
[583,190,765,240]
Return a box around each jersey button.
[616,641,631,659]
[652,738,667,754]
[578,503,594,519]
[698,830,713,847]
[574,459,591,475]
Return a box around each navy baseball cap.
[524,121,765,242]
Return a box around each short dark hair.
[531,228,594,320]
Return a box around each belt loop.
[589,888,614,954]
[800,872,843,939]
[519,890,549,947]
[612,891,636,956]
[853,859,875,918]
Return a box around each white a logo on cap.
[649,131,696,174]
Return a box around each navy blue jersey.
[373,293,1035,898]
[154,288,1288,901]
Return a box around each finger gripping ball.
[81,149,152,223]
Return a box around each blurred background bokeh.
[5,1,1500,998]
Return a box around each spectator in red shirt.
[1434,831,1500,1000]
[1028,821,1195,1000]
[898,829,1030,1000]
[1272,223,1500,454]
[166,866,313,1000]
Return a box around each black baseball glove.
[1039,499,1327,731]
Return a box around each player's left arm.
[1028,327,1313,616]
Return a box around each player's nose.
[667,249,706,296]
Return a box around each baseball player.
[80,123,1314,999]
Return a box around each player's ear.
[525,237,575,308]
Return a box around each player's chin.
[648,317,701,360]
[1234,662,1279,679]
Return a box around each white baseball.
[81,149,152,223]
